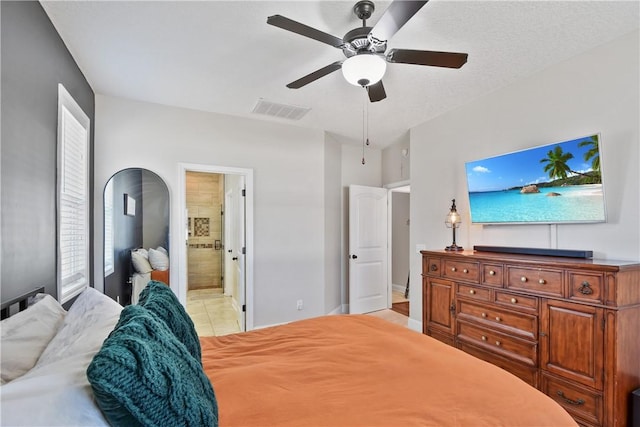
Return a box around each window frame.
[103,178,115,276]
[57,84,91,303]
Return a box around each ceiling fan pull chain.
[366,95,370,146]
[362,91,366,165]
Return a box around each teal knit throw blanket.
[87,305,218,427]
[138,280,202,362]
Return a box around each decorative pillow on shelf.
[87,305,218,427]
[0,294,66,384]
[148,247,169,271]
[131,249,152,274]
[138,281,201,361]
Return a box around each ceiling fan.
[267,0,468,102]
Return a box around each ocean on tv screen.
[468,184,605,223]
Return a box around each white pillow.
[131,249,152,273]
[156,246,168,256]
[148,247,169,271]
[0,294,66,384]
[0,288,121,426]
[35,287,122,368]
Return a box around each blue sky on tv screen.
[465,135,598,193]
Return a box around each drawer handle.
[578,281,593,295]
[510,297,518,304]
[495,341,501,346]
[463,268,469,273]
[495,316,501,322]
[556,391,585,406]
[469,289,476,295]
[489,270,496,276]
[481,312,487,318]
[520,276,528,282]
[430,264,438,272]
[538,279,546,285]
[451,267,457,272]
[481,336,487,341]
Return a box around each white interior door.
[235,175,246,331]
[349,185,388,314]
[224,174,246,331]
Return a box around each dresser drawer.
[458,342,538,388]
[568,271,604,304]
[456,284,490,302]
[443,259,479,283]
[457,300,537,340]
[457,321,537,366]
[425,257,442,277]
[494,291,538,313]
[481,263,503,287]
[507,266,563,297]
[541,373,603,426]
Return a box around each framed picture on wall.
[124,194,136,216]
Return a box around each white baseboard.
[408,317,422,333]
[392,283,406,294]
[328,305,344,315]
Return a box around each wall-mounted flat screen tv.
[465,134,606,224]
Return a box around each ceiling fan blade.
[387,49,468,68]
[286,61,343,89]
[267,15,344,48]
[369,1,428,43]
[367,81,386,102]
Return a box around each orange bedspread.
[201,315,577,427]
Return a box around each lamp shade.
[341,54,387,87]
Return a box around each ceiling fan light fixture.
[341,53,387,87]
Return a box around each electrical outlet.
[296,299,303,310]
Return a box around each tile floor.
[187,288,411,337]
[186,288,241,337]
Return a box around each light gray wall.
[94,94,329,327]
[323,135,342,314]
[382,133,410,185]
[409,30,640,327]
[1,1,94,301]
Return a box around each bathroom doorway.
[178,164,253,336]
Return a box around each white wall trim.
[384,180,410,190]
[177,162,255,331]
[408,318,422,333]
[328,305,344,315]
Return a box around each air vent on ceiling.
[251,98,311,121]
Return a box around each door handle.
[232,257,238,261]
[350,254,358,259]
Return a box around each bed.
[0,284,577,427]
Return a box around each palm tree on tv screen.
[578,134,600,172]
[540,145,574,180]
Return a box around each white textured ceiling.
[40,1,639,148]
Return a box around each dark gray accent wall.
[1,1,95,300]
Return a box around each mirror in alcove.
[103,168,169,305]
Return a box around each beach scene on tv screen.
[465,134,606,223]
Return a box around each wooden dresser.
[421,250,640,427]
